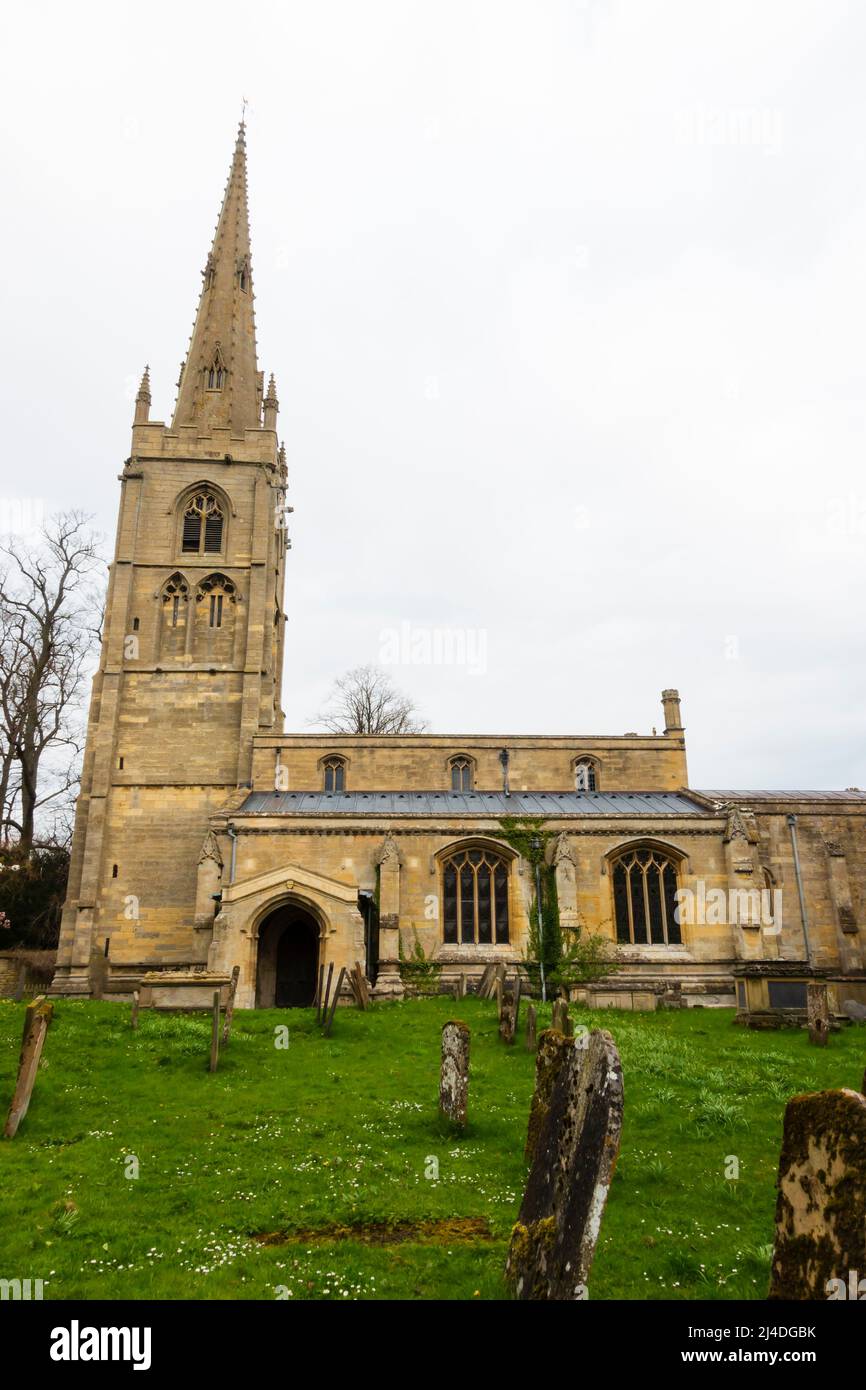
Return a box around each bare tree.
[310,664,428,734]
[0,512,103,853]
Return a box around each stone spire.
[172,121,260,434]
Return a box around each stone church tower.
[53,123,288,995]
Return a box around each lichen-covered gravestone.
[525,1004,537,1051]
[439,1020,470,1130]
[498,975,521,1044]
[807,982,830,1047]
[768,1088,866,1299]
[525,1027,573,1162]
[507,1028,623,1300]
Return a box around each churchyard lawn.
[0,996,863,1301]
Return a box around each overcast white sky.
[2,1,865,788]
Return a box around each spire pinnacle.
[134,364,151,424]
[171,123,260,434]
[263,372,279,430]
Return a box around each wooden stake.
[320,962,334,1024]
[4,995,54,1139]
[315,963,325,1021]
[222,966,240,1046]
[208,991,220,1073]
[323,967,346,1037]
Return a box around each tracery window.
[206,344,226,390]
[195,573,236,629]
[182,493,224,554]
[442,845,510,945]
[611,845,681,945]
[449,756,473,792]
[323,757,346,793]
[161,572,189,627]
[573,758,598,791]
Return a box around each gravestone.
[499,974,521,1044]
[807,982,830,1047]
[506,1028,623,1300]
[768,1088,866,1299]
[439,1020,470,1130]
[4,995,54,1138]
[842,999,866,1022]
[551,998,572,1036]
[476,964,496,998]
[130,990,140,1031]
[525,1027,573,1163]
[525,1004,537,1051]
[493,978,503,1019]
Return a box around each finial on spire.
[134,364,151,425]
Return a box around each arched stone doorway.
[256,902,320,1008]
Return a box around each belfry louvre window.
[612,846,681,946]
[442,847,509,945]
[182,493,224,554]
[323,757,346,792]
[450,757,473,792]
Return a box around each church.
[52,125,866,1020]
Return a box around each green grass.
[0,995,863,1301]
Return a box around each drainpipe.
[786,814,812,966]
[531,833,547,1004]
[227,825,238,885]
[499,747,510,798]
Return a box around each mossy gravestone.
[768,1088,866,1299]
[507,1028,623,1300]
[807,982,830,1047]
[525,1028,573,1162]
[439,1021,470,1130]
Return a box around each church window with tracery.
[611,845,681,946]
[196,573,236,630]
[442,845,510,945]
[161,572,189,627]
[573,758,599,791]
[323,757,346,793]
[449,756,474,792]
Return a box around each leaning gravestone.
[476,964,496,998]
[506,1028,623,1300]
[525,1027,573,1163]
[4,996,54,1139]
[439,1021,470,1130]
[768,1088,866,1299]
[807,982,830,1047]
